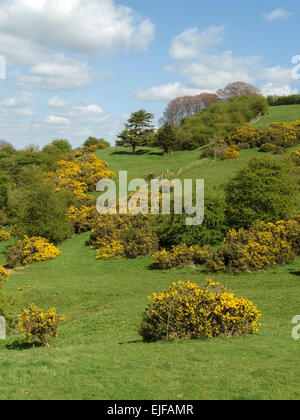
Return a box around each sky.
[0,0,300,149]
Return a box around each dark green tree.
[155,124,176,156]
[225,158,297,229]
[7,172,74,244]
[116,110,154,154]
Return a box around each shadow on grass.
[111,149,150,156]
[118,339,144,345]
[6,340,43,351]
[289,270,300,277]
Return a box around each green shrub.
[159,196,227,249]
[138,280,262,341]
[225,158,297,229]
[8,180,74,244]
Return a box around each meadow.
[1,134,300,400]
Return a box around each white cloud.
[135,26,297,103]
[15,54,92,91]
[15,107,35,117]
[133,82,208,102]
[170,25,225,60]
[0,0,155,60]
[0,92,36,107]
[48,97,70,108]
[263,8,293,22]
[260,83,298,97]
[45,116,70,125]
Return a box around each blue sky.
[0,0,300,148]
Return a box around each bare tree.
[217,82,261,102]
[162,93,221,126]
[0,140,14,149]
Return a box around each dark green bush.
[159,196,227,249]
[225,158,297,229]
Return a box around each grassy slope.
[1,108,300,400]
[253,104,300,129]
[1,233,300,400]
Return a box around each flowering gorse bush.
[0,265,8,288]
[68,204,99,233]
[152,217,300,272]
[222,121,300,152]
[6,236,61,267]
[46,154,115,198]
[18,304,66,347]
[90,214,159,260]
[139,280,262,341]
[222,147,239,160]
[0,231,11,241]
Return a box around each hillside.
[96,145,300,206]
[1,106,300,400]
[252,104,300,128]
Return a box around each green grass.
[1,111,300,400]
[253,104,300,129]
[96,145,300,202]
[1,232,300,400]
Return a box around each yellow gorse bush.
[46,154,115,198]
[222,146,240,160]
[18,304,66,347]
[90,213,159,260]
[9,236,61,265]
[0,265,8,288]
[224,121,300,151]
[152,217,300,272]
[0,231,11,241]
[68,205,100,234]
[139,280,262,341]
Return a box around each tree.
[162,93,221,126]
[225,158,297,229]
[116,110,154,154]
[51,139,72,153]
[7,172,74,244]
[217,82,261,102]
[155,124,176,155]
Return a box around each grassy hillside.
[252,104,300,129]
[2,106,300,400]
[96,145,300,207]
[1,233,300,400]
[0,141,300,400]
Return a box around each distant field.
[253,104,300,128]
[96,145,300,205]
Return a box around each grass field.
[1,232,300,400]
[253,104,300,128]
[1,110,300,400]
